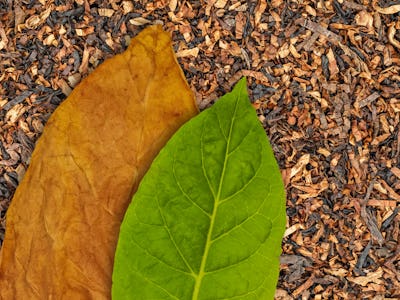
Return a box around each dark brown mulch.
[1,0,400,298]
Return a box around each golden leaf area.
[0,25,198,299]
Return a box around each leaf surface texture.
[113,78,286,300]
[0,25,198,299]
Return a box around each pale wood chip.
[254,0,267,26]
[129,17,152,26]
[78,46,90,74]
[24,6,52,29]
[56,78,72,96]
[168,0,177,12]
[122,1,134,14]
[176,47,199,58]
[388,23,400,49]
[98,8,114,17]
[391,167,400,179]
[214,0,228,9]
[0,27,9,50]
[284,223,304,238]
[375,4,400,14]
[379,180,400,200]
[348,268,384,286]
[290,154,310,179]
[355,10,373,28]
[326,48,339,77]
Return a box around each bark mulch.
[1,0,400,298]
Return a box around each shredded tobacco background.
[0,0,399,298]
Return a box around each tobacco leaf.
[113,78,286,299]
[0,25,198,299]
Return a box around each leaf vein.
[226,127,254,156]
[154,193,196,275]
[216,111,228,141]
[192,92,241,299]
[204,241,264,274]
[211,178,269,242]
[125,260,180,300]
[128,233,192,276]
[200,119,217,198]
[218,166,263,205]
[172,151,211,217]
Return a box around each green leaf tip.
[112,78,286,300]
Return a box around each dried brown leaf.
[0,25,198,299]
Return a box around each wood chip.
[290,154,310,179]
[214,0,228,9]
[388,23,400,49]
[348,268,384,286]
[254,0,267,26]
[375,5,400,15]
[296,18,343,44]
[98,8,114,17]
[129,17,152,26]
[176,47,199,58]
[360,180,385,246]
[24,6,52,30]
[358,92,380,108]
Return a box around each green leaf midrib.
[191,94,241,300]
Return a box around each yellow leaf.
[0,25,198,299]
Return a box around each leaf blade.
[0,25,198,299]
[113,77,286,300]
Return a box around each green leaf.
[112,78,286,300]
